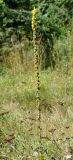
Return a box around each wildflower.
[32,7,38,31]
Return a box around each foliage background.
[0,0,73,68]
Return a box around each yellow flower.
[32,7,38,15]
[32,7,38,30]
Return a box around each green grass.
[0,68,73,159]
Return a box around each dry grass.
[0,27,73,159]
[0,67,73,159]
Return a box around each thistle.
[32,7,41,142]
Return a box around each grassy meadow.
[0,23,73,160]
[0,63,73,159]
[0,0,73,159]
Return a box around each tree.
[4,0,30,10]
[0,0,73,68]
[0,0,31,53]
[32,0,73,68]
